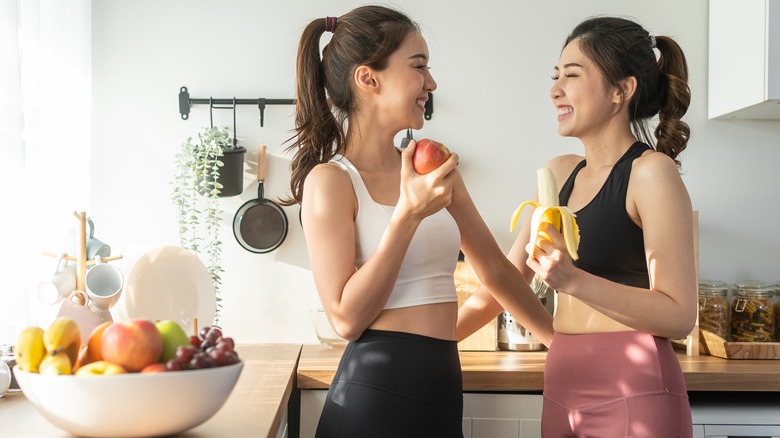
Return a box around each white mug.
[68,217,111,261]
[37,253,77,305]
[85,256,123,322]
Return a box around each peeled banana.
[510,167,580,260]
[39,351,73,375]
[43,317,82,369]
[16,326,47,373]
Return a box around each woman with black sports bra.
[458,16,696,437]
[284,6,553,437]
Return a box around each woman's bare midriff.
[368,301,458,341]
[553,293,635,334]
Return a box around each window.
[0,0,91,343]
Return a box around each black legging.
[315,329,463,438]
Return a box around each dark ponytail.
[282,18,343,206]
[565,17,691,165]
[282,6,417,205]
[653,36,691,164]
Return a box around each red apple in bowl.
[412,138,451,175]
[101,319,163,372]
[141,362,169,373]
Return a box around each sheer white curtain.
[0,0,91,343]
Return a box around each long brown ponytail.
[565,17,691,165]
[282,6,417,205]
[653,36,691,163]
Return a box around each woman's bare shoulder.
[546,154,585,185]
[631,150,681,185]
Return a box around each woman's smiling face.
[549,39,621,141]
[374,31,437,131]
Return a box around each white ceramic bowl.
[14,361,243,437]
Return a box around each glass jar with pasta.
[774,281,780,342]
[698,280,729,339]
[730,280,775,342]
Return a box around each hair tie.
[325,16,337,33]
[649,35,657,49]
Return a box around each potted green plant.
[171,126,244,326]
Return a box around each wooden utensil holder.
[42,211,122,293]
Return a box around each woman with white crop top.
[282,6,554,438]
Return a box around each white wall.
[86,0,780,345]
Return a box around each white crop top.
[329,154,461,309]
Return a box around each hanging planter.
[218,147,246,197]
[171,125,244,327]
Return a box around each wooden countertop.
[0,344,301,438]
[297,344,780,392]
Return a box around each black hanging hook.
[258,98,266,127]
[400,128,414,148]
[209,97,214,128]
[208,96,239,146]
[424,92,434,120]
[232,97,237,146]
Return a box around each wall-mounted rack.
[178,86,294,127]
[177,86,434,127]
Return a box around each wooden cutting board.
[699,329,780,359]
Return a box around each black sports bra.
[558,142,651,288]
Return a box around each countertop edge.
[297,344,780,392]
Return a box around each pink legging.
[542,331,692,437]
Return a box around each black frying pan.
[233,145,288,253]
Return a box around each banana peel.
[510,168,580,260]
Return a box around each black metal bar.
[179,86,433,125]
[189,98,295,105]
[179,86,294,126]
[190,97,295,106]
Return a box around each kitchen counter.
[297,344,780,392]
[0,344,301,438]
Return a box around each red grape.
[175,345,197,364]
[206,327,222,341]
[165,327,239,371]
[166,359,183,371]
[218,337,235,350]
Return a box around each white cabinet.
[462,393,543,438]
[709,0,780,119]
[690,392,780,437]
[300,390,326,438]
[299,391,542,438]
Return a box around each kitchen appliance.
[497,275,554,351]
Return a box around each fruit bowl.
[14,361,243,437]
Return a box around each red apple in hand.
[101,319,163,372]
[412,138,451,175]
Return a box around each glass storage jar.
[1,344,20,395]
[698,280,730,339]
[774,281,780,342]
[730,280,775,342]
